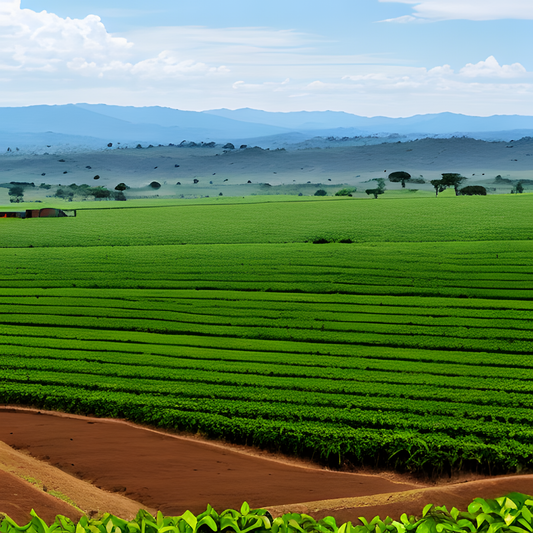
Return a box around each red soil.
[0,469,82,525]
[2,408,532,525]
[0,409,419,517]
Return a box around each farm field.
[1,194,533,475]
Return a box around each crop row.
[2,380,532,473]
[0,313,531,355]
[4,369,533,445]
[1,320,532,368]
[0,304,532,333]
[1,296,533,322]
[3,340,533,385]
[4,353,533,417]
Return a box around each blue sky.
[0,0,531,116]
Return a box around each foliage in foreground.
[2,494,533,533]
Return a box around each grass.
[1,194,532,248]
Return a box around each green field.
[1,194,533,475]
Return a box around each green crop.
[1,197,533,474]
[3,495,533,533]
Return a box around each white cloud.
[380,0,533,22]
[341,57,530,90]
[459,56,527,78]
[0,0,227,79]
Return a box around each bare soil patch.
[0,408,420,517]
[1,407,532,524]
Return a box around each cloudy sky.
[0,0,531,116]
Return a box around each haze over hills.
[0,104,532,152]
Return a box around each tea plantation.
[1,194,532,475]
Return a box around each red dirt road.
[0,410,420,516]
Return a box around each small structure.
[0,208,75,219]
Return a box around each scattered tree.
[365,188,383,199]
[388,171,411,188]
[430,179,446,196]
[516,181,525,194]
[314,189,327,196]
[8,185,24,202]
[431,173,466,196]
[365,178,386,199]
[442,173,466,195]
[88,186,111,199]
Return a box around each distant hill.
[0,104,532,152]
[204,108,533,134]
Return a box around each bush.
[460,186,487,196]
[149,181,161,189]
[113,191,127,201]
[335,187,357,196]
[115,183,128,191]
[314,189,327,196]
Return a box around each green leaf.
[220,517,239,533]
[422,506,433,519]
[509,527,530,533]
[318,517,338,532]
[390,521,405,533]
[240,504,250,517]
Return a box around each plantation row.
[2,198,533,474]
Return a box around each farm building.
[0,208,75,218]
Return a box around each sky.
[0,0,531,116]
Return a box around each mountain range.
[0,104,532,152]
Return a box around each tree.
[149,181,161,189]
[8,185,24,197]
[430,173,465,196]
[314,189,327,196]
[388,171,411,188]
[430,179,446,197]
[365,188,383,199]
[88,186,111,199]
[441,173,466,195]
[114,183,128,191]
[365,178,386,198]
[516,181,524,194]
[8,185,23,202]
